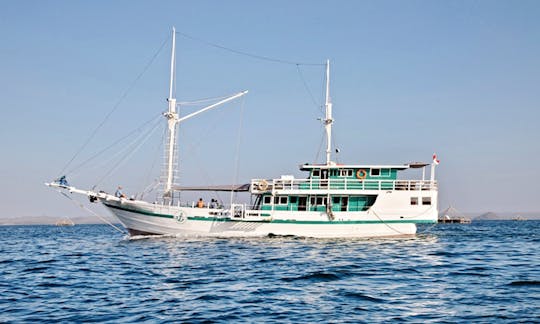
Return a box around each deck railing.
[250,178,437,193]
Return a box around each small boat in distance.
[47,28,439,238]
[55,219,74,226]
[439,206,471,224]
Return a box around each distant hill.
[475,212,502,220]
[473,212,540,221]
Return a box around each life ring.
[258,180,269,191]
[356,169,367,180]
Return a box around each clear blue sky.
[1,0,539,218]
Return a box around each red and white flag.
[433,153,440,165]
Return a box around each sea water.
[0,221,538,322]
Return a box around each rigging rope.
[331,130,340,164]
[369,208,408,236]
[58,36,170,178]
[57,190,127,235]
[66,113,162,176]
[314,130,325,164]
[230,96,246,206]
[296,64,323,113]
[369,207,437,236]
[175,30,324,66]
[94,117,163,187]
[175,103,235,205]
[139,125,166,199]
[69,117,163,180]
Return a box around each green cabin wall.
[260,194,376,212]
[258,167,396,212]
[311,168,398,181]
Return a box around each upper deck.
[250,163,436,194]
[251,177,437,194]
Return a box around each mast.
[164,27,178,200]
[160,27,248,202]
[324,59,333,165]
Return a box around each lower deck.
[104,201,425,238]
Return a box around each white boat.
[47,28,439,238]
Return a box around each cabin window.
[310,196,327,206]
[340,169,353,177]
[321,170,328,179]
[263,196,271,204]
[333,196,340,204]
[410,197,418,205]
[290,196,298,204]
[312,169,320,177]
[274,196,288,205]
[371,168,381,176]
[341,197,348,211]
[422,197,431,205]
[298,197,307,211]
[329,169,338,177]
[381,168,390,177]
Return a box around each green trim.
[104,203,174,219]
[269,219,435,224]
[187,216,235,222]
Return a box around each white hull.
[103,199,434,238]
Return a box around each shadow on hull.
[128,228,160,236]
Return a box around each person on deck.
[209,199,217,209]
[115,186,126,198]
[57,175,69,187]
[197,198,205,208]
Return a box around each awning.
[407,162,429,168]
[172,184,251,192]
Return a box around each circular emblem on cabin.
[174,211,186,223]
[356,169,367,180]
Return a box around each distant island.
[436,210,539,222]
[474,212,507,221]
[473,212,539,221]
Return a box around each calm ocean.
[1,221,538,323]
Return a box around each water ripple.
[0,221,539,322]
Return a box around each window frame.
[339,169,353,177]
[310,196,327,206]
[274,196,288,205]
[370,168,381,177]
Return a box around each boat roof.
[173,184,250,192]
[299,163,412,171]
[408,162,430,169]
